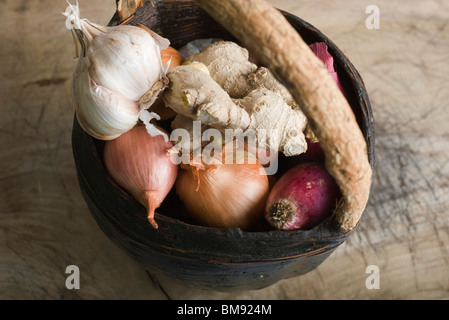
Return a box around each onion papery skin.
[103,125,178,228]
[175,151,269,231]
[265,162,341,230]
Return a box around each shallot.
[103,125,178,229]
[265,162,341,230]
[149,46,186,120]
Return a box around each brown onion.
[103,125,178,229]
[175,149,269,231]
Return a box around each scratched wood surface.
[1,0,448,300]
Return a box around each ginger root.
[187,41,258,98]
[235,86,307,156]
[170,113,222,153]
[163,63,250,130]
[163,41,309,157]
[188,40,300,110]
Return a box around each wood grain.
[1,0,448,299]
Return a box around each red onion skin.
[103,125,178,229]
[300,138,325,163]
[265,162,341,230]
[309,42,346,98]
[291,43,343,165]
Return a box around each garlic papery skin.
[66,2,170,140]
[73,58,140,140]
[86,23,169,103]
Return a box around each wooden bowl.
[72,0,374,291]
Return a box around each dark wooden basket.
[72,0,375,291]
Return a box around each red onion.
[293,42,344,164]
[103,125,178,229]
[300,137,325,163]
[309,42,346,97]
[265,162,341,230]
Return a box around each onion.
[309,42,346,97]
[175,149,269,231]
[103,125,178,229]
[160,46,185,70]
[149,46,185,120]
[265,162,341,230]
[299,137,325,163]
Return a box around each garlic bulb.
[64,2,170,140]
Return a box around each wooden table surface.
[1,0,448,300]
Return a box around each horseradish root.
[103,125,178,229]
